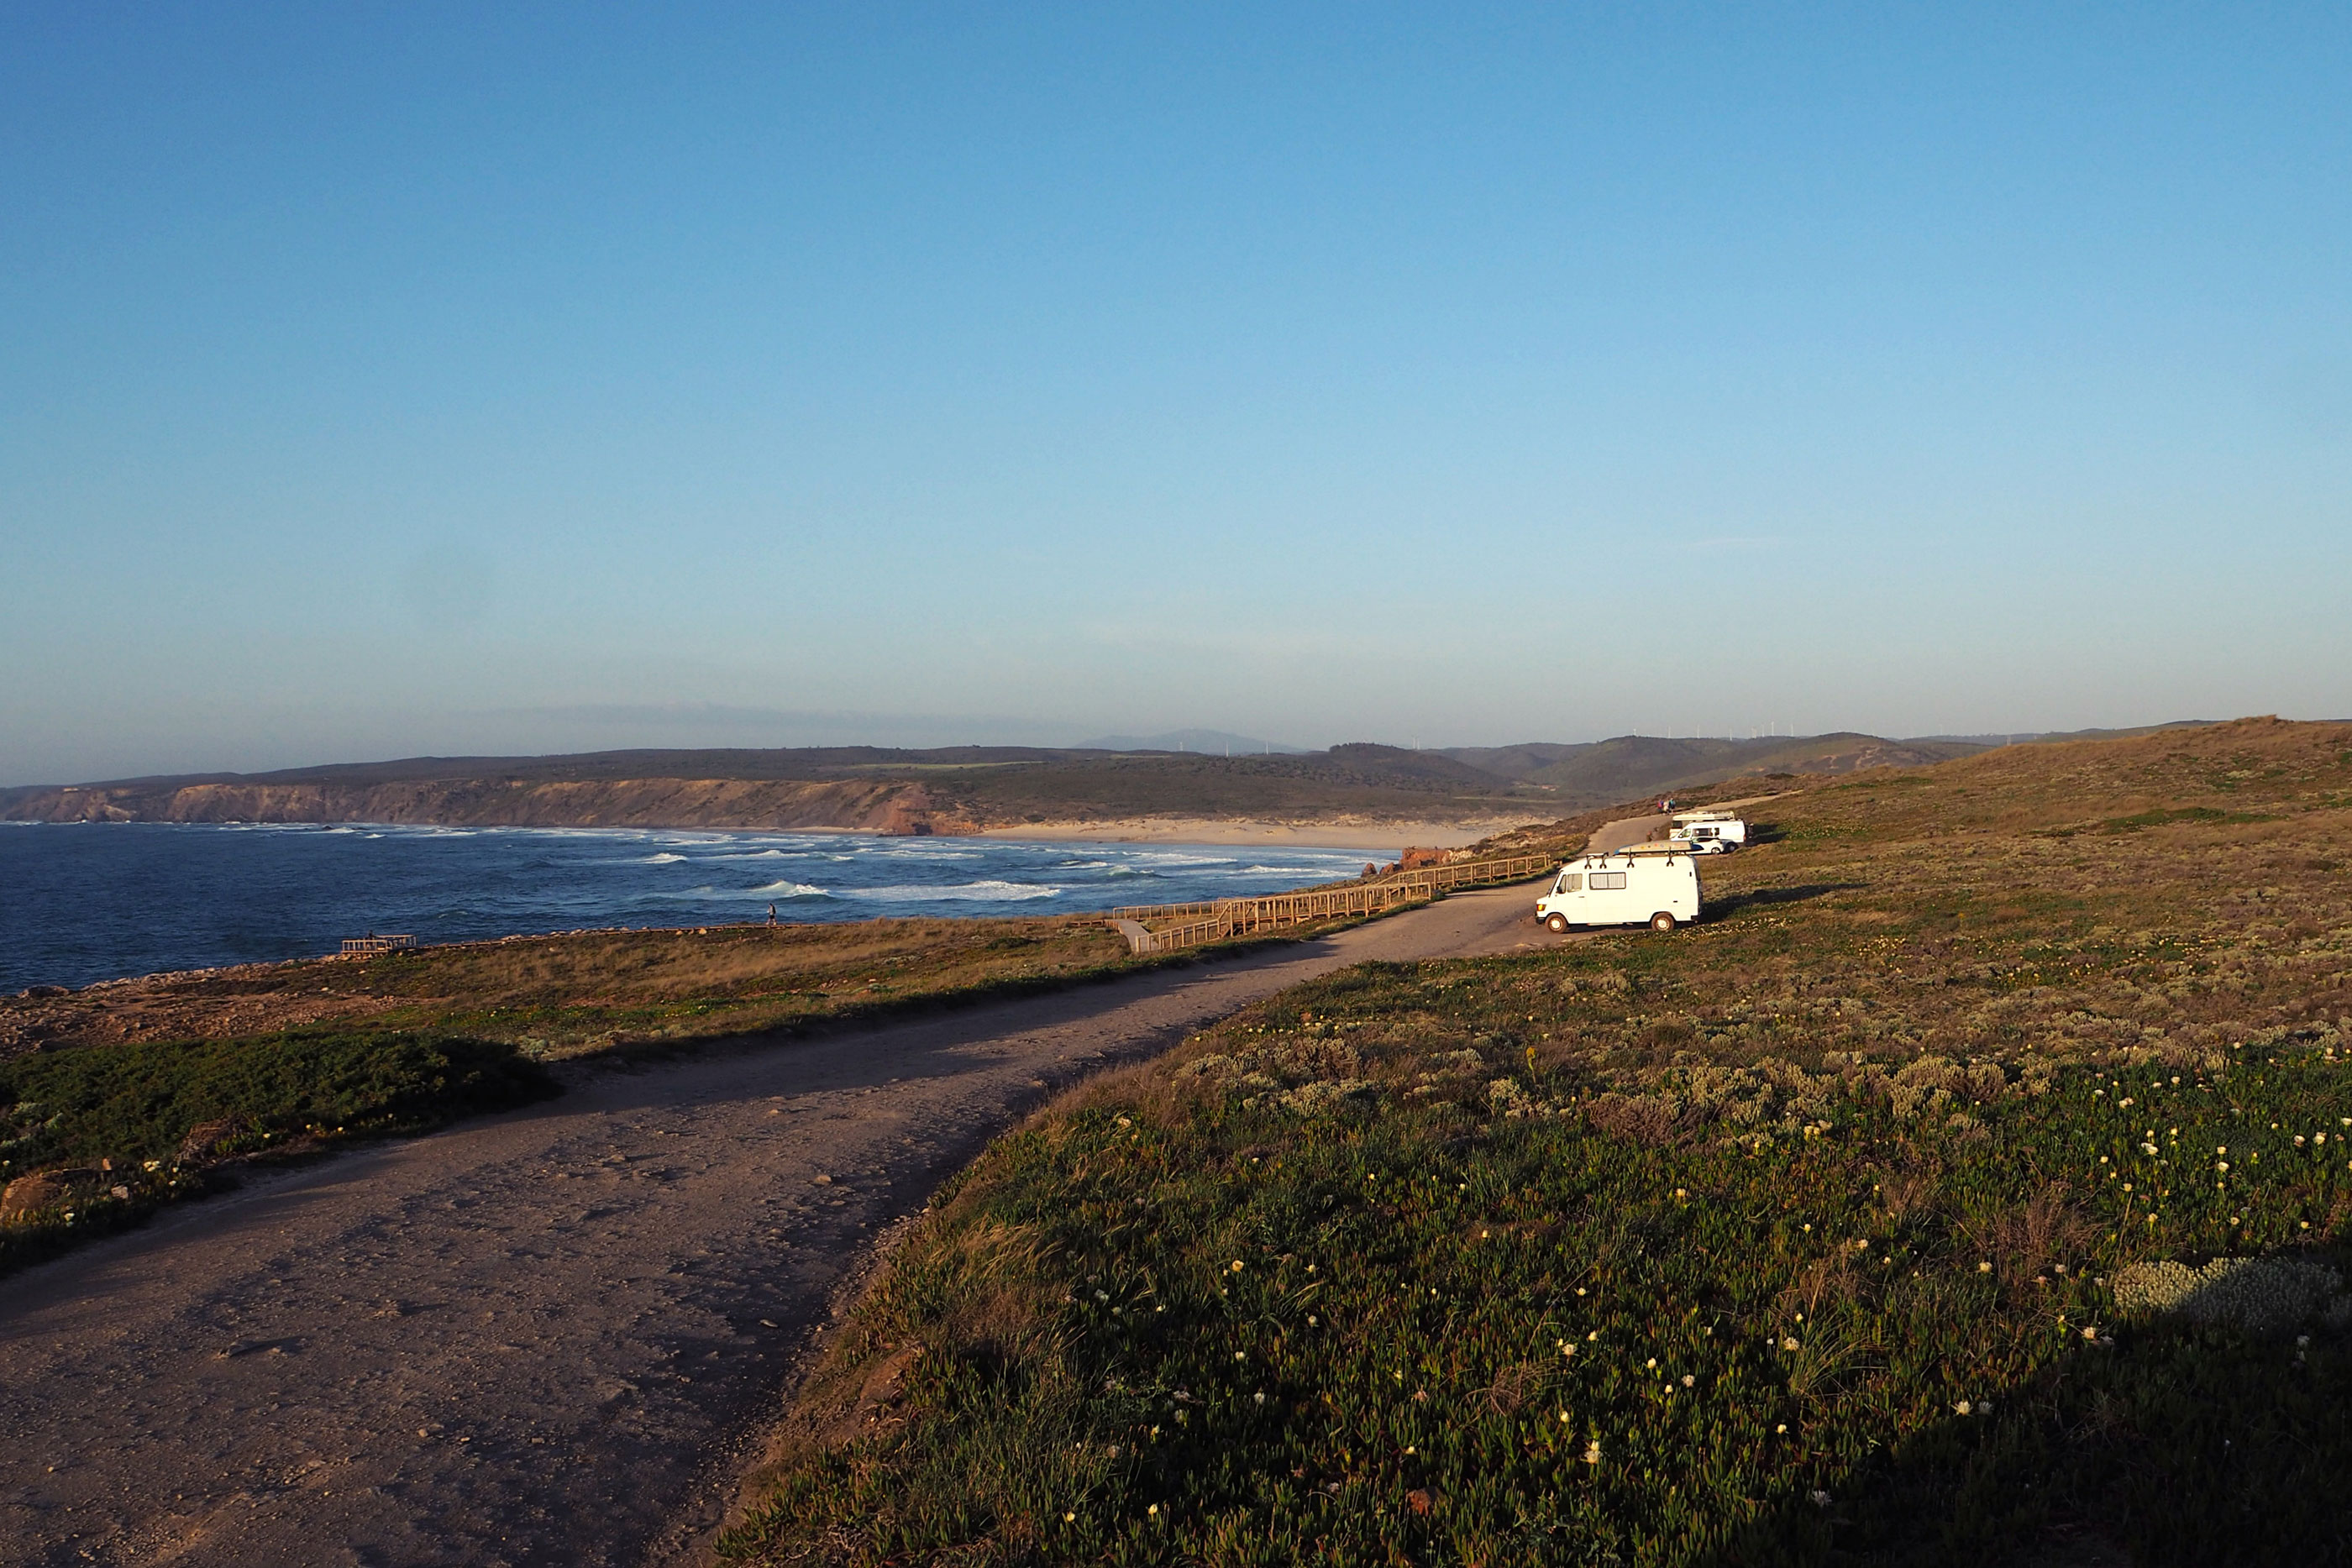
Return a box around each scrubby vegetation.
[0,915,1159,1064]
[0,896,1446,1273]
[726,718,2352,1565]
[0,1027,553,1272]
[0,917,1178,1277]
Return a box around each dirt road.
[0,883,1565,1568]
[1586,811,1669,852]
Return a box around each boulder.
[176,1117,241,1165]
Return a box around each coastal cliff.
[0,778,983,836]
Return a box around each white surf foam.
[854,880,1061,903]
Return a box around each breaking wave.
[855,880,1061,903]
[746,879,830,899]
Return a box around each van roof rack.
[1604,841,1687,857]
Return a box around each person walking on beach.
[766,903,777,926]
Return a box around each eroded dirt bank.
[0,885,1560,1568]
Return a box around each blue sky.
[4,4,2348,782]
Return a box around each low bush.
[0,1029,554,1272]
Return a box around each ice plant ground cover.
[726,719,2352,1565]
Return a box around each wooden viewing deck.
[339,934,417,957]
[1105,852,1558,955]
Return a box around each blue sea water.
[0,821,1398,994]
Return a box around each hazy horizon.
[6,8,2347,784]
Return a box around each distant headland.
[0,726,2208,839]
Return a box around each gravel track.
[0,882,1564,1568]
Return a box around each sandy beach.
[974,815,1537,849]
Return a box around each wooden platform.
[339,934,417,957]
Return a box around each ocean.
[0,821,1399,994]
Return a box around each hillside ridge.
[0,724,2219,834]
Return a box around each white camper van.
[1667,810,1746,854]
[1535,844,1702,932]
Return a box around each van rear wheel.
[1649,912,1677,932]
[1546,913,1569,934]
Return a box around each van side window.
[1556,873,1583,893]
[1589,871,1627,890]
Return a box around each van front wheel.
[1546,913,1570,934]
[1649,912,1677,932]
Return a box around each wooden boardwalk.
[1106,852,1557,954]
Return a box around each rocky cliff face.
[0,778,983,836]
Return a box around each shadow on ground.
[1705,883,1865,918]
[1691,1254,2352,1566]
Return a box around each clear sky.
[5,4,2349,783]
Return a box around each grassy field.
[723,717,2352,1566]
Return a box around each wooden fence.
[1106,852,1557,954]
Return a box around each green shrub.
[0,1028,554,1174]
[0,1029,556,1274]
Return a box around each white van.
[1668,810,1746,853]
[1535,846,1701,932]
